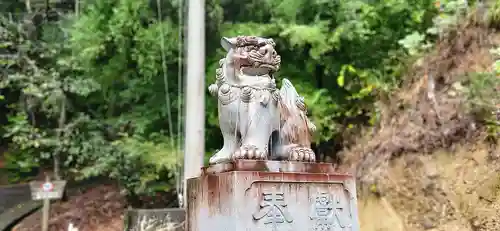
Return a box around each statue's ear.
[221,37,236,51]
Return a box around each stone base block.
[186,160,359,231]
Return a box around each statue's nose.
[259,44,274,55]
[258,47,267,55]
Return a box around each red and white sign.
[30,180,67,200]
[41,182,54,192]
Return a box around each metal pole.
[41,175,50,231]
[41,199,50,231]
[183,0,205,206]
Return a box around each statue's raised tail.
[277,78,316,162]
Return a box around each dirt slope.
[358,143,499,231]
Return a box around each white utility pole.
[183,0,205,206]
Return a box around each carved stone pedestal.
[186,160,360,231]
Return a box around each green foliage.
[2,150,39,183]
[463,72,499,140]
[488,0,500,25]
[425,0,468,36]
[207,0,439,142]
[462,46,500,141]
[398,31,430,55]
[0,0,181,197]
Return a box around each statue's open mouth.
[234,50,280,76]
[240,66,273,76]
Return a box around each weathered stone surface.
[187,160,359,231]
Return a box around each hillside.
[347,10,500,231]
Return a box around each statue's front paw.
[209,148,231,164]
[233,144,267,160]
[209,153,226,164]
[288,147,316,162]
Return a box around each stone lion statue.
[208,36,316,164]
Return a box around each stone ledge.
[203,160,349,175]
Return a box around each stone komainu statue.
[208,36,317,164]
